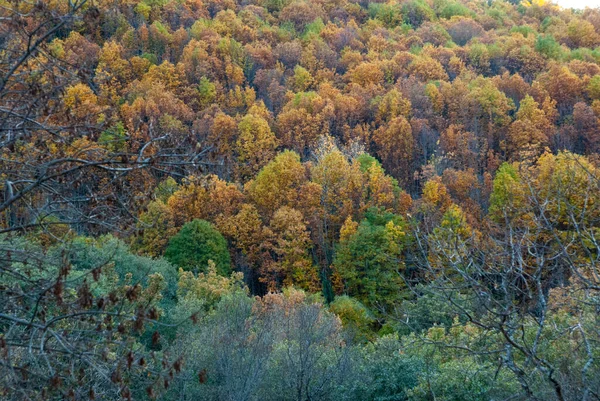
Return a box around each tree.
[427,204,476,282]
[359,154,411,215]
[162,174,244,231]
[347,62,385,87]
[0,3,191,398]
[280,1,324,32]
[276,92,334,156]
[290,65,314,92]
[257,289,350,401]
[438,125,480,170]
[402,0,436,28]
[164,219,231,275]
[333,208,408,313]
[0,3,209,237]
[537,65,583,117]
[585,75,600,100]
[373,116,415,187]
[468,77,514,147]
[408,56,449,82]
[566,19,599,49]
[447,18,484,46]
[413,151,600,401]
[329,296,376,342]
[348,334,424,400]
[245,150,308,218]
[375,89,412,124]
[208,112,239,177]
[572,102,600,154]
[166,292,271,401]
[132,199,177,257]
[0,235,181,401]
[419,176,453,227]
[221,203,272,294]
[310,147,363,269]
[236,111,278,180]
[6,0,600,398]
[507,95,552,161]
[267,206,320,292]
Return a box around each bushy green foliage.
[302,17,325,38]
[356,153,381,172]
[164,219,231,275]
[395,285,469,335]
[333,208,408,310]
[153,176,179,203]
[329,295,376,342]
[535,34,563,59]
[69,235,178,304]
[343,334,424,400]
[437,1,474,18]
[402,0,436,28]
[587,75,600,100]
[511,25,535,37]
[98,121,127,151]
[198,76,217,106]
[368,3,403,27]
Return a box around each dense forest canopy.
[2,0,600,399]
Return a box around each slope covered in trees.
[2,0,600,399]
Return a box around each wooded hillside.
[2,0,600,399]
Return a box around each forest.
[2,0,600,399]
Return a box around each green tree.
[488,162,527,222]
[329,295,376,342]
[349,334,423,400]
[165,219,231,275]
[332,208,408,312]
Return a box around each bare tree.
[408,154,600,400]
[260,290,350,401]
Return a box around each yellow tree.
[267,206,320,292]
[62,83,105,125]
[419,176,453,226]
[245,150,308,219]
[310,148,363,269]
[468,77,514,148]
[428,204,477,282]
[94,41,133,105]
[166,175,244,228]
[357,154,412,215]
[236,111,278,180]
[507,95,552,161]
[408,56,449,82]
[276,92,334,156]
[375,89,412,124]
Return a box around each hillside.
[1,0,600,399]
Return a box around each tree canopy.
[3,0,600,399]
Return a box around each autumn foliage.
[3,0,600,399]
